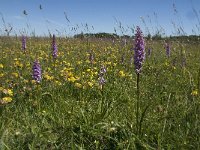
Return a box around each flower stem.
[136,72,140,136]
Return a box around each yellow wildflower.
[14,61,23,68]
[12,72,19,78]
[68,76,76,82]
[88,81,93,87]
[44,74,54,81]
[119,71,126,77]
[26,63,31,67]
[0,64,3,68]
[90,74,94,80]
[67,71,73,77]
[7,89,13,96]
[191,89,198,96]
[75,82,82,88]
[0,73,4,77]
[23,79,29,83]
[67,68,74,71]
[31,80,36,84]
[77,61,82,65]
[87,69,91,72]
[85,60,90,63]
[75,76,80,80]
[38,57,43,61]
[55,80,62,86]
[3,89,13,96]
[165,62,169,67]
[2,97,12,103]
[127,74,133,79]
[106,61,112,65]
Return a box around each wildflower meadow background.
[0,1,200,149]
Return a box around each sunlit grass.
[0,35,200,149]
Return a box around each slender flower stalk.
[22,35,26,51]
[52,34,58,59]
[198,68,200,94]
[182,57,186,68]
[32,60,42,83]
[180,45,186,68]
[121,53,125,64]
[147,48,152,57]
[98,65,107,115]
[134,26,145,136]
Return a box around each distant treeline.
[168,35,200,41]
[74,32,131,39]
[0,33,199,42]
[74,32,200,41]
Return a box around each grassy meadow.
[0,35,200,149]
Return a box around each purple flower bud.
[32,60,42,82]
[52,34,58,59]
[165,42,170,57]
[134,26,145,74]
[22,35,26,51]
[89,51,94,63]
[99,65,106,75]
[99,76,106,85]
[98,65,107,88]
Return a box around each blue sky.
[0,0,200,36]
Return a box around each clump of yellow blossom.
[2,97,12,103]
[75,82,82,88]
[14,60,23,68]
[1,88,13,105]
[3,89,13,96]
[191,89,198,96]
[0,64,3,68]
[12,72,19,78]
[44,74,54,81]
[119,70,126,77]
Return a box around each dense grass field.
[0,35,200,149]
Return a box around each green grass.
[0,36,200,149]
